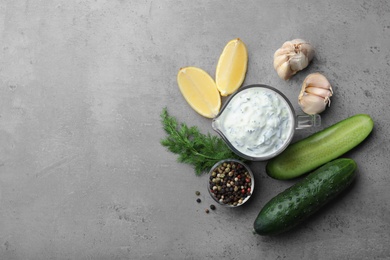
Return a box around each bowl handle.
[296,114,321,129]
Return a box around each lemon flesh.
[177,67,221,118]
[216,38,248,96]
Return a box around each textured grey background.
[1,1,390,259]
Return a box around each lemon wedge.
[216,38,248,96]
[177,66,221,118]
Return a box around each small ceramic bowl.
[207,159,254,207]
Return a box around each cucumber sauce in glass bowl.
[212,85,295,161]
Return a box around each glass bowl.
[212,84,320,161]
[207,159,254,207]
[211,84,296,161]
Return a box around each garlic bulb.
[274,39,315,80]
[298,73,333,115]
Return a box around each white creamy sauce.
[218,87,294,158]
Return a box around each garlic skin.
[298,73,333,115]
[274,39,315,80]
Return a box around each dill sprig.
[160,107,242,175]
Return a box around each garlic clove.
[276,61,294,80]
[274,47,291,57]
[305,86,333,99]
[289,52,309,71]
[273,54,288,70]
[305,73,333,91]
[298,94,327,115]
[298,72,333,115]
[296,42,315,61]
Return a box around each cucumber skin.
[254,158,357,236]
[266,114,373,180]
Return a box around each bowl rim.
[207,158,254,207]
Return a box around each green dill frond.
[160,107,242,175]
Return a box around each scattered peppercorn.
[210,204,216,210]
[205,209,210,214]
[195,191,200,196]
[196,198,201,203]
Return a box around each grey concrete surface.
[1,1,389,259]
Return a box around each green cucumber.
[254,158,357,236]
[266,114,373,180]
